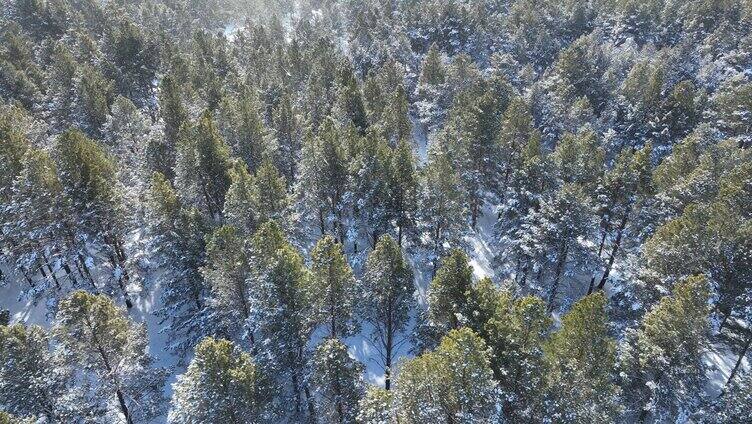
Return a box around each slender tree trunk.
[385,316,394,391]
[77,253,97,289]
[108,254,133,308]
[41,251,61,289]
[304,382,316,424]
[92,327,133,424]
[723,333,752,393]
[21,267,35,287]
[547,243,569,312]
[597,211,629,291]
[471,197,478,230]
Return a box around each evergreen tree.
[248,222,316,422]
[707,369,752,423]
[335,63,368,134]
[106,18,158,106]
[628,276,711,422]
[145,172,209,356]
[73,64,115,139]
[4,147,72,293]
[0,324,84,422]
[54,291,167,424]
[361,235,415,390]
[394,328,499,423]
[0,106,29,202]
[387,139,418,245]
[217,85,270,173]
[543,292,621,422]
[174,112,233,219]
[356,387,394,424]
[588,142,653,293]
[297,119,350,242]
[415,44,448,133]
[551,127,604,193]
[484,290,550,421]
[497,97,539,195]
[102,96,152,193]
[253,158,288,223]
[223,160,260,235]
[310,338,365,424]
[272,92,301,182]
[56,130,134,307]
[426,249,474,331]
[522,183,596,310]
[202,225,254,346]
[169,337,271,424]
[309,235,358,339]
[351,132,391,248]
[153,74,187,181]
[419,148,465,275]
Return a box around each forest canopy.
[1,0,752,423]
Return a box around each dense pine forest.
[1,0,752,422]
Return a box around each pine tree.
[588,142,653,293]
[272,92,301,181]
[309,235,358,339]
[361,235,415,390]
[441,77,511,227]
[632,276,710,422]
[106,18,158,106]
[102,96,152,194]
[46,42,78,132]
[248,221,316,422]
[254,158,288,223]
[0,411,35,424]
[0,105,29,202]
[217,85,270,173]
[54,291,167,424]
[543,292,621,422]
[202,225,254,346]
[552,127,604,193]
[419,148,465,275]
[418,44,446,88]
[55,129,134,307]
[427,249,474,331]
[351,132,392,248]
[379,83,412,147]
[72,64,115,139]
[297,119,350,242]
[145,172,209,356]
[223,160,260,235]
[0,324,84,422]
[169,337,271,424]
[356,387,394,424]
[310,338,365,424]
[521,183,596,310]
[483,290,550,421]
[153,74,187,181]
[394,328,499,423]
[174,112,233,219]
[497,97,539,195]
[708,369,752,423]
[387,139,418,245]
[335,63,368,134]
[3,147,73,293]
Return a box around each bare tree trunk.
[385,317,394,391]
[723,333,752,393]
[547,243,568,313]
[597,211,629,291]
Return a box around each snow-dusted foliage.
[1,0,752,422]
